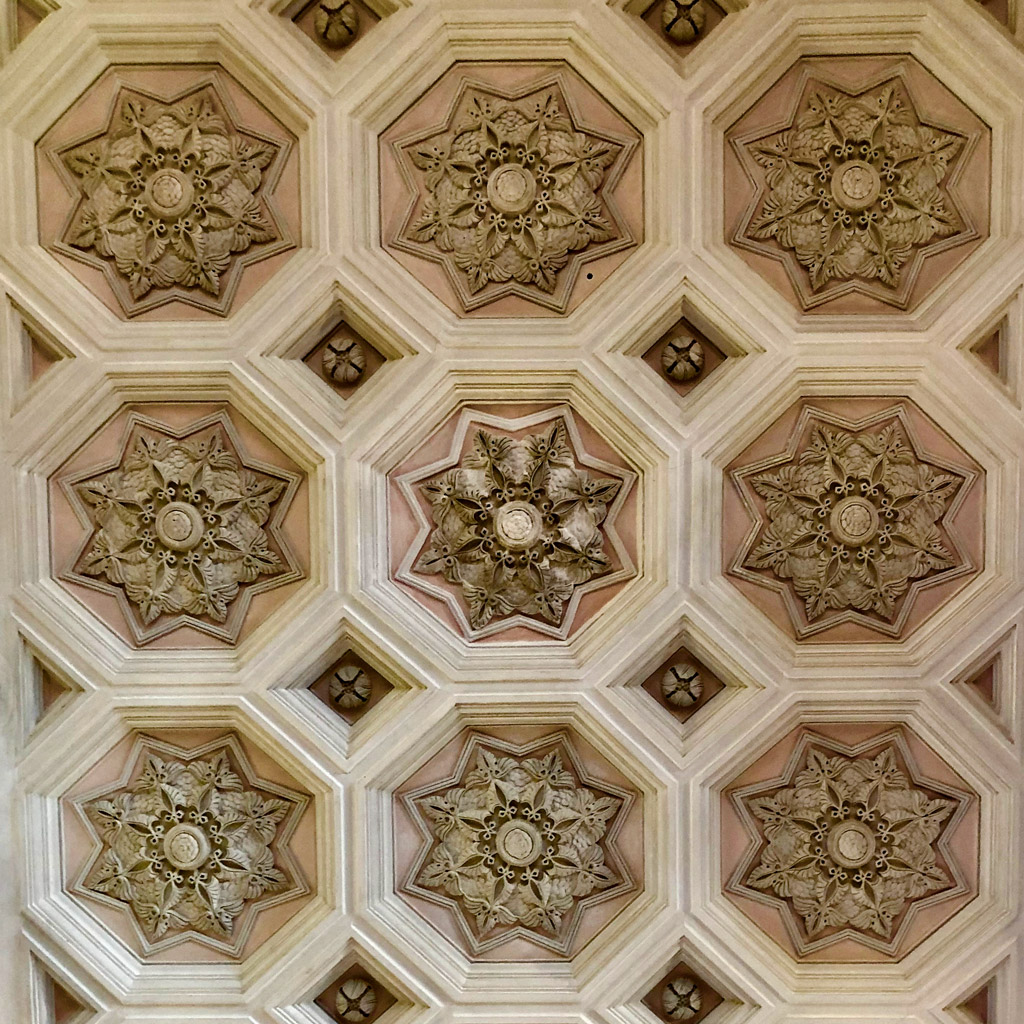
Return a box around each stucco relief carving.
[70,734,310,958]
[301,320,387,401]
[55,409,305,646]
[724,727,977,959]
[640,318,728,401]
[40,69,298,318]
[308,653,395,725]
[392,407,637,641]
[315,963,397,1024]
[286,0,380,59]
[726,401,983,641]
[643,960,724,1024]
[399,730,636,957]
[640,647,727,727]
[726,59,989,313]
[381,63,642,316]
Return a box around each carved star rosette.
[70,734,310,958]
[393,407,637,641]
[387,70,640,313]
[58,410,303,645]
[730,65,981,310]
[728,404,979,640]
[400,731,636,957]
[47,75,294,317]
[726,728,974,958]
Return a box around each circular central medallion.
[486,163,537,216]
[495,819,542,866]
[155,501,205,551]
[831,160,881,212]
[145,168,194,219]
[493,500,543,550]
[163,823,210,871]
[827,820,877,869]
[830,496,879,546]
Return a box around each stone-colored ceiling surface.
[1,1,1022,1024]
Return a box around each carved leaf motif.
[412,419,622,630]
[743,78,967,295]
[59,85,282,309]
[401,85,623,300]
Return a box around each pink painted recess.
[723,396,984,643]
[380,61,643,318]
[61,728,317,963]
[721,722,979,963]
[393,723,644,962]
[37,64,302,321]
[49,402,310,650]
[724,56,990,315]
[388,402,639,643]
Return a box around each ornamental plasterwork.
[386,68,640,314]
[71,734,309,958]
[394,407,636,641]
[400,731,635,957]
[48,77,293,317]
[59,411,302,646]
[730,65,983,311]
[726,729,974,958]
[728,404,979,640]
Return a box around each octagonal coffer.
[63,730,316,960]
[394,726,642,960]
[37,65,301,319]
[724,398,984,642]
[722,722,979,962]
[390,404,638,642]
[724,56,990,314]
[380,61,643,317]
[50,404,309,647]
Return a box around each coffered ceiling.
[0,1,1022,1024]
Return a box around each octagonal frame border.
[689,0,1024,335]
[18,697,339,1002]
[726,401,981,641]
[392,403,638,642]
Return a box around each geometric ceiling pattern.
[2,5,1023,1024]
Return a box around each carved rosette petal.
[392,408,637,641]
[726,59,989,313]
[382,63,642,315]
[55,409,305,646]
[69,734,311,958]
[726,401,983,641]
[398,730,638,958]
[724,726,978,960]
[40,70,297,318]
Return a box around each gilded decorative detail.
[395,409,636,640]
[61,412,302,645]
[51,80,292,317]
[401,731,635,956]
[73,735,309,956]
[727,728,975,958]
